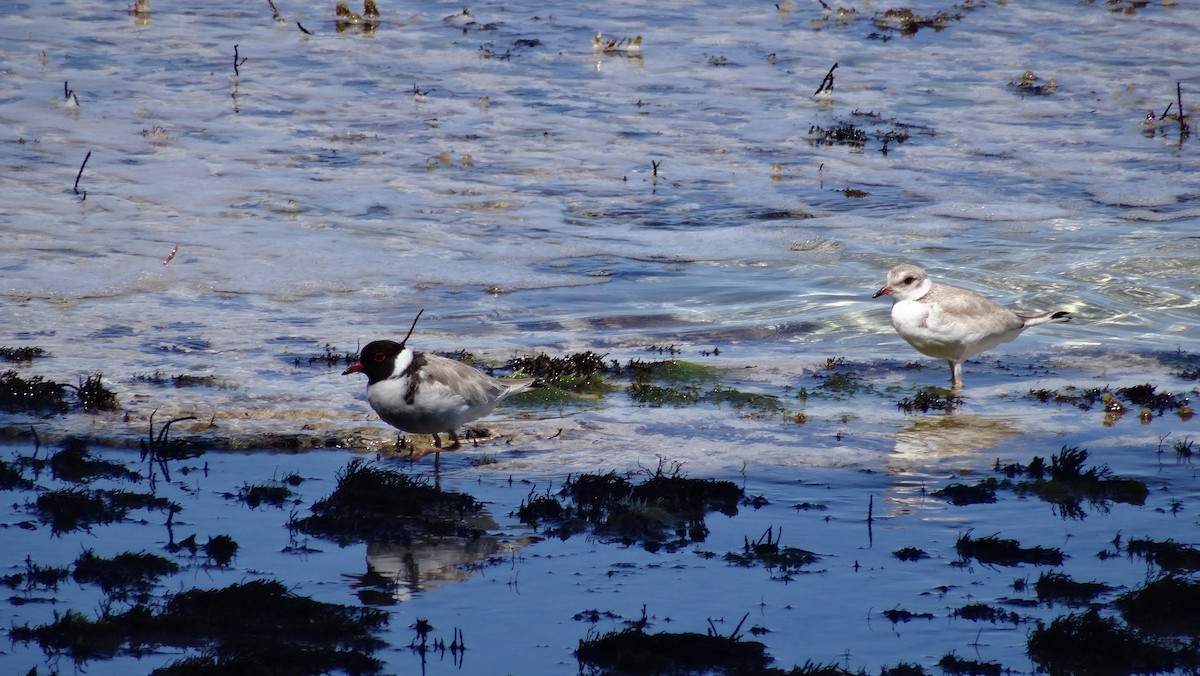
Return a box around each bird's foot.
[405,446,442,462]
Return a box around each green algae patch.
[9,579,389,674]
[507,351,617,394]
[291,458,484,545]
[626,359,717,407]
[626,359,783,412]
[626,358,716,383]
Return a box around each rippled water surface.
[1,0,1199,673]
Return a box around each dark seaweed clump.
[72,549,179,598]
[9,579,389,674]
[1008,447,1148,519]
[203,534,239,566]
[291,458,483,545]
[1028,383,1193,419]
[882,608,934,624]
[898,386,962,414]
[955,531,1064,567]
[517,464,742,552]
[1034,571,1113,605]
[51,438,142,483]
[574,609,857,676]
[1125,538,1200,573]
[234,480,297,509]
[1116,575,1200,635]
[0,456,35,490]
[892,547,930,562]
[0,346,47,362]
[73,373,120,412]
[723,526,819,580]
[3,557,70,593]
[0,369,68,414]
[300,343,357,368]
[1027,607,1194,675]
[32,487,176,535]
[937,651,1001,676]
[952,603,1020,624]
[932,478,998,506]
[949,447,1150,519]
[577,624,773,675]
[0,370,119,414]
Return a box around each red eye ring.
[373,352,387,363]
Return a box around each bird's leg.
[405,432,461,462]
[403,433,441,462]
[948,360,964,391]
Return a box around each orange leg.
[406,431,461,461]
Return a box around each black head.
[343,339,406,383]
[341,310,425,383]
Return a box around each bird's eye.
[372,352,387,363]
[903,276,916,285]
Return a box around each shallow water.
[1,0,1199,673]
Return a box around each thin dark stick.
[297,21,313,35]
[233,45,247,76]
[1177,81,1185,128]
[73,151,91,195]
[814,62,838,96]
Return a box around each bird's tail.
[1019,310,1071,328]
